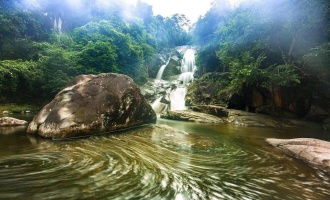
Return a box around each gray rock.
[227,110,282,127]
[191,105,229,118]
[160,110,224,124]
[0,117,28,126]
[161,106,321,128]
[27,73,156,139]
[266,138,330,173]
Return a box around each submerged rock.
[0,117,28,127]
[266,138,330,173]
[27,73,156,139]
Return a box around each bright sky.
[139,0,214,23]
[24,0,243,24]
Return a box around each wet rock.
[163,107,319,128]
[305,105,329,121]
[140,79,176,103]
[27,73,156,139]
[164,107,282,127]
[186,81,225,106]
[191,105,229,118]
[266,138,330,173]
[255,105,297,118]
[0,117,28,127]
[160,110,224,124]
[227,110,283,127]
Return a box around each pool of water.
[0,115,330,199]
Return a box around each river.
[0,114,330,199]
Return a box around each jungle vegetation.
[0,0,329,108]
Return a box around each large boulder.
[27,73,156,139]
[0,117,28,126]
[266,138,330,173]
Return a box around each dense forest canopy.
[194,0,329,87]
[0,0,329,109]
[0,0,191,103]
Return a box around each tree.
[77,40,118,74]
[38,45,77,96]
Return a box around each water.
[170,87,187,111]
[151,97,167,113]
[156,65,167,80]
[180,49,196,85]
[169,48,196,111]
[156,56,171,80]
[181,49,196,74]
[1,114,330,199]
[179,72,194,86]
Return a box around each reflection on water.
[0,116,330,199]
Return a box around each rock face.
[185,75,330,123]
[27,73,157,139]
[266,138,330,173]
[0,117,28,126]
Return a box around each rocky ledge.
[0,117,28,127]
[160,110,225,124]
[161,105,318,127]
[266,138,330,173]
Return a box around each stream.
[0,114,330,199]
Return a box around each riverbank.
[0,104,40,114]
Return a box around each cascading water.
[170,48,196,111]
[151,47,197,112]
[156,56,171,81]
[179,49,196,85]
[155,65,167,80]
[151,97,167,113]
[54,17,62,33]
[170,87,187,111]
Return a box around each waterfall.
[156,56,171,80]
[54,17,62,33]
[170,48,196,110]
[156,65,167,80]
[150,47,197,113]
[181,49,196,73]
[151,97,167,113]
[170,87,187,111]
[179,49,196,85]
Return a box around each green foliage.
[194,0,329,96]
[37,45,77,96]
[199,72,231,85]
[196,44,223,75]
[265,65,301,87]
[0,59,42,103]
[77,40,118,74]
[303,43,330,79]
[0,0,194,103]
[0,2,49,60]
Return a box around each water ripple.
[0,124,330,199]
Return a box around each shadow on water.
[0,114,330,199]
